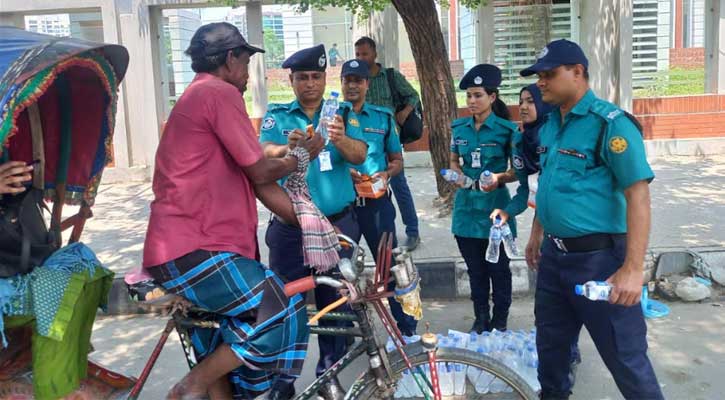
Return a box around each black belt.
[546,233,625,253]
[326,205,353,223]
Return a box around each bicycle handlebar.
[283,275,344,298]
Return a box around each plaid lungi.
[148,251,309,398]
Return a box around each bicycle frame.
[126,232,441,400]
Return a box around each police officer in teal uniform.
[339,59,418,337]
[259,44,368,400]
[450,64,528,334]
[521,39,663,400]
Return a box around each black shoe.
[470,320,489,334]
[470,303,490,334]
[402,235,420,251]
[316,377,345,400]
[267,382,296,400]
[491,310,509,332]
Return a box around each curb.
[103,248,719,316]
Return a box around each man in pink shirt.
[142,23,322,399]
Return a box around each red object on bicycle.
[284,276,317,297]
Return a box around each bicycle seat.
[126,278,193,314]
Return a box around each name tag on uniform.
[364,128,386,135]
[471,148,482,168]
[282,129,293,136]
[557,149,587,159]
[455,139,468,146]
[319,150,333,172]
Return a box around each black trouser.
[455,236,511,330]
[536,236,663,399]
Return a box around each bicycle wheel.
[345,342,538,400]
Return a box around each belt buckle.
[551,236,568,252]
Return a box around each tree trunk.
[391,0,457,202]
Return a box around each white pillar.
[476,2,495,63]
[117,2,165,169]
[578,0,633,110]
[618,0,634,111]
[352,5,399,69]
[246,0,268,119]
[705,0,725,94]
[100,0,131,169]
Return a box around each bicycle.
[126,232,538,400]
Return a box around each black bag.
[386,68,424,144]
[0,188,58,277]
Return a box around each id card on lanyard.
[471,148,482,169]
[319,150,333,172]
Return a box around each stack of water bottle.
[390,329,541,398]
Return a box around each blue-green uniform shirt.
[350,102,402,176]
[536,90,654,238]
[449,113,526,239]
[259,99,366,216]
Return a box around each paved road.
[90,297,725,400]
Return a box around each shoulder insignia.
[609,136,628,154]
[513,155,524,170]
[607,110,622,120]
[261,116,276,130]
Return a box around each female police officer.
[449,64,528,333]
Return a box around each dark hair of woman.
[484,87,511,121]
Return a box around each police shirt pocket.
[557,153,586,175]
[481,144,504,160]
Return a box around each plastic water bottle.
[500,222,520,258]
[487,330,509,393]
[486,218,503,263]
[439,363,454,395]
[575,281,612,301]
[473,346,495,394]
[453,363,467,395]
[468,332,479,350]
[440,168,474,188]
[524,343,541,392]
[316,92,340,143]
[480,170,494,188]
[500,344,522,393]
[394,370,412,398]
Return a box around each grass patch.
[634,67,705,98]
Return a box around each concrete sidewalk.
[80,154,725,277]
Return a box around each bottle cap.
[574,284,583,295]
[330,91,339,97]
[483,170,491,176]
